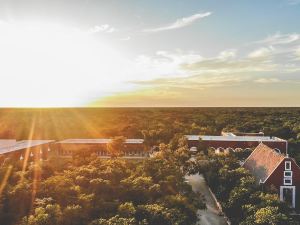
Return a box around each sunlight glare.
[0,21,132,107]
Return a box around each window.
[285,161,291,170]
[274,148,281,154]
[284,171,292,177]
[284,178,292,185]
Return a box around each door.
[280,186,296,208]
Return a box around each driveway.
[185,174,228,225]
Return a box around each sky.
[0,0,300,107]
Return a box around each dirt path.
[185,174,228,225]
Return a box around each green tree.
[118,202,136,218]
[62,205,87,225]
[107,136,126,158]
[254,206,288,225]
[89,215,136,225]
[21,204,62,225]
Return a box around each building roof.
[0,139,16,148]
[185,135,286,142]
[0,140,55,154]
[222,131,264,137]
[57,139,144,144]
[242,143,285,183]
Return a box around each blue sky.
[0,0,299,106]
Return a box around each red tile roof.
[243,143,285,183]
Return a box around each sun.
[0,21,130,107]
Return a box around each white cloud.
[133,51,202,80]
[295,47,300,59]
[254,78,281,83]
[89,24,116,34]
[143,12,211,32]
[156,50,203,64]
[98,31,300,106]
[134,73,247,89]
[130,31,300,93]
[257,32,299,45]
[135,32,300,83]
[248,46,274,58]
[218,49,237,60]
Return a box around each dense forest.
[1,107,300,161]
[1,108,300,224]
[0,137,205,225]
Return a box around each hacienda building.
[0,138,148,161]
[0,132,288,160]
[185,132,287,154]
[243,143,300,208]
[55,138,147,158]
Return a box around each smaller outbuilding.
[243,143,300,208]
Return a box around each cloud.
[133,51,203,81]
[143,12,211,32]
[217,49,237,60]
[132,32,300,87]
[248,47,274,58]
[125,32,300,103]
[130,36,300,90]
[287,0,300,5]
[89,24,116,34]
[182,55,277,74]
[257,32,299,45]
[92,72,250,107]
[94,32,300,107]
[129,49,277,92]
[254,78,281,83]
[295,47,300,59]
[133,73,246,90]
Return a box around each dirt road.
[185,174,228,225]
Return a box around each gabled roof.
[0,140,16,149]
[243,143,285,183]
